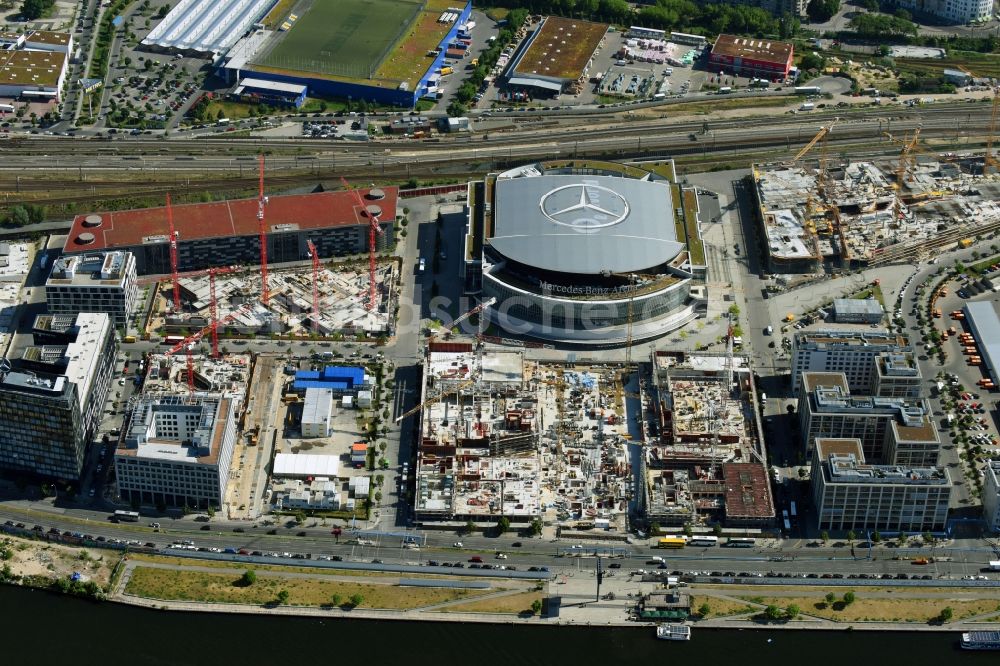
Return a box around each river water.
[0,585,994,665]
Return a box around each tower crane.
[164,303,255,391]
[790,120,838,163]
[341,177,385,311]
[306,240,320,333]
[257,155,270,305]
[394,377,476,423]
[166,193,180,312]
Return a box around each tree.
[939,606,953,623]
[843,591,856,605]
[464,520,476,535]
[528,517,543,537]
[799,52,825,72]
[683,523,694,538]
[764,604,783,621]
[206,505,215,518]
[331,593,343,607]
[806,0,840,23]
[859,0,878,9]
[530,599,542,615]
[497,515,511,534]
[698,602,711,618]
[922,531,934,545]
[276,589,290,605]
[825,592,836,605]
[785,604,800,620]
[293,510,306,524]
[871,530,881,543]
[712,523,723,537]
[846,530,857,544]
[240,569,256,586]
[349,593,364,607]
[20,0,54,21]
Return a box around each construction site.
[152,260,396,339]
[135,165,398,341]
[754,119,1000,273]
[411,337,636,534]
[639,350,775,528]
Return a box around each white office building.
[895,0,992,24]
[45,251,138,328]
[115,394,237,510]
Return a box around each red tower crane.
[206,265,239,358]
[306,239,320,333]
[164,303,254,391]
[166,193,180,311]
[340,177,384,311]
[257,154,270,305]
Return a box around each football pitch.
[256,0,423,79]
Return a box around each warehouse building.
[983,460,1000,533]
[798,372,939,466]
[811,438,951,532]
[831,298,884,325]
[0,313,116,480]
[230,77,307,108]
[708,34,794,80]
[45,251,138,328]
[505,16,609,96]
[115,394,237,510]
[963,300,1000,385]
[62,189,397,276]
[141,0,274,56]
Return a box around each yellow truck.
[960,238,973,248]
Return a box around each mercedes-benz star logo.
[539,183,629,232]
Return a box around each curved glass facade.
[484,272,691,333]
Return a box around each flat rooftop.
[426,348,524,385]
[0,49,65,87]
[512,16,608,82]
[817,437,950,485]
[722,463,774,520]
[801,372,849,393]
[64,188,398,253]
[711,34,793,65]
[46,251,131,287]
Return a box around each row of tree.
[19,0,55,21]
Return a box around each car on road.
[469,556,483,563]
[453,542,463,547]
[372,558,384,564]
[609,562,621,569]
[511,541,522,547]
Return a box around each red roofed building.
[709,34,794,80]
[63,188,397,275]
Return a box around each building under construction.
[411,342,635,532]
[754,147,1000,273]
[640,350,774,527]
[157,261,396,337]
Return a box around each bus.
[163,335,184,345]
[726,537,756,548]
[782,510,791,531]
[658,537,687,549]
[790,501,797,518]
[113,510,139,522]
[688,536,719,547]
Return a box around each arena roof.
[491,174,682,274]
[63,188,398,253]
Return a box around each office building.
[894,0,992,24]
[300,388,333,439]
[0,313,116,480]
[791,329,913,395]
[799,372,939,466]
[115,394,237,509]
[45,251,138,328]
[811,438,951,532]
[983,460,1000,533]
[872,352,922,399]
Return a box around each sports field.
[256,0,424,79]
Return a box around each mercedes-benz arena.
[463,160,706,345]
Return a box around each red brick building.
[708,34,794,80]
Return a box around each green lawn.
[257,0,422,78]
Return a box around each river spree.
[0,585,994,665]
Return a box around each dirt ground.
[2,535,117,586]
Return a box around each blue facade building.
[292,366,368,394]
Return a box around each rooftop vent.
[365,188,386,200]
[82,214,103,227]
[75,232,95,245]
